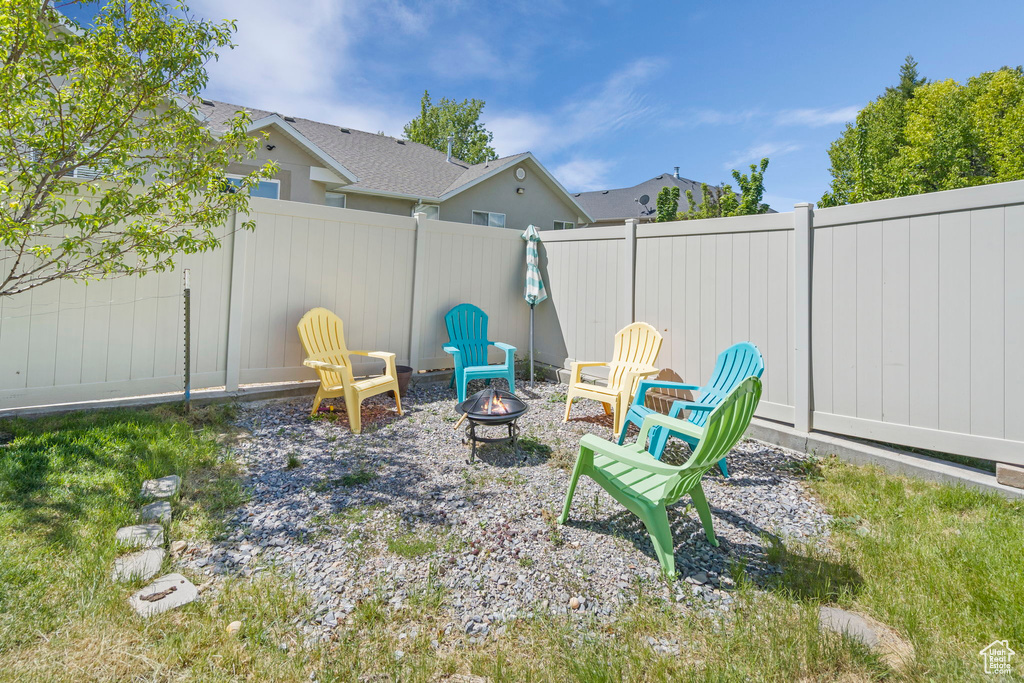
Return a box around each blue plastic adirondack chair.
[617,341,764,476]
[443,303,516,402]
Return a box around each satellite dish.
[639,194,650,205]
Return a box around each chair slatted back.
[670,376,762,497]
[297,308,353,387]
[607,322,663,391]
[444,303,491,367]
[689,342,764,428]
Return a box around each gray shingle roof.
[573,175,710,222]
[199,99,522,199]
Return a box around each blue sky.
[66,0,1024,209]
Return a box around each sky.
[64,0,1024,210]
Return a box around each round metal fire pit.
[456,388,528,462]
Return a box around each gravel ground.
[178,379,831,643]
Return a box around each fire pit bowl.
[455,388,528,462]
[456,388,528,424]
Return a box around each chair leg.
[717,457,729,478]
[688,484,719,547]
[602,402,612,416]
[617,415,633,445]
[393,387,403,416]
[449,372,455,389]
[640,505,678,579]
[346,396,362,434]
[562,391,574,423]
[310,388,325,416]
[558,447,588,524]
[507,370,515,395]
[648,425,671,461]
[457,374,466,403]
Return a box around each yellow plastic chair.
[297,307,402,433]
[563,322,663,434]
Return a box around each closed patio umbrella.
[521,224,547,387]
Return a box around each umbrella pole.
[529,303,535,388]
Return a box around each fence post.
[224,210,250,393]
[407,212,428,371]
[793,203,814,433]
[624,218,638,326]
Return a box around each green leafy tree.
[681,158,771,219]
[403,91,497,164]
[819,59,1024,207]
[0,0,276,297]
[655,185,679,222]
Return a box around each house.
[573,169,713,228]
[199,100,593,230]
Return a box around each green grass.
[1,405,1021,681]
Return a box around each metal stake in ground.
[183,269,191,413]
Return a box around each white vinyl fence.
[0,198,531,409]
[537,181,1024,465]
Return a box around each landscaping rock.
[115,524,164,548]
[141,475,180,499]
[140,501,172,524]
[203,383,831,644]
[128,573,198,617]
[170,540,188,555]
[818,606,914,670]
[226,620,242,634]
[112,548,166,582]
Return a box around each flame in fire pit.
[482,394,509,415]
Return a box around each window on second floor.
[413,203,440,220]
[226,174,280,199]
[325,191,346,208]
[472,210,505,228]
[553,220,574,230]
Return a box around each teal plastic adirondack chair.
[618,342,764,477]
[560,376,762,578]
[443,303,516,402]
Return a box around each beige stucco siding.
[344,193,416,216]
[229,129,328,203]
[439,161,582,230]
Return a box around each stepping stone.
[112,548,166,582]
[115,524,164,548]
[140,501,172,524]
[128,573,198,617]
[141,475,180,499]
[819,606,914,670]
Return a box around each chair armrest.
[491,342,516,352]
[569,361,609,385]
[619,367,660,399]
[633,378,699,407]
[364,350,397,377]
[349,350,394,360]
[636,411,709,447]
[303,359,346,372]
[491,341,516,367]
[667,399,715,418]
[579,434,683,476]
[442,345,460,356]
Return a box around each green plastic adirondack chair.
[559,376,762,578]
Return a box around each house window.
[325,191,346,208]
[226,174,280,199]
[472,210,505,228]
[553,220,574,230]
[412,204,440,220]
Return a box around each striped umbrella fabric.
[522,224,547,305]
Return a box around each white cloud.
[723,142,801,170]
[189,0,420,136]
[552,158,614,192]
[774,106,859,127]
[676,108,762,126]
[487,58,665,156]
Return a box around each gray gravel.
[178,379,831,642]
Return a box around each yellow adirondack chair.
[297,307,402,433]
[563,322,663,434]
